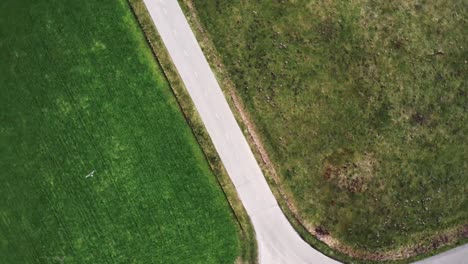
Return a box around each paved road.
[415,244,468,264]
[142,1,467,263]
[142,1,338,263]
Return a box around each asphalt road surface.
[142,0,467,263]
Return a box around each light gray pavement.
[142,0,338,263]
[142,0,467,263]
[414,244,468,264]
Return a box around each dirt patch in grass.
[323,151,376,193]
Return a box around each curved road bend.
[142,0,338,263]
[142,0,467,263]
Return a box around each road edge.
[127,1,258,263]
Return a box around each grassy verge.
[178,0,467,262]
[0,0,241,263]
[127,0,257,263]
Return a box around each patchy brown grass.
[323,152,376,193]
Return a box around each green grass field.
[186,0,467,254]
[0,0,239,263]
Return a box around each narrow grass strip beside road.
[127,0,257,262]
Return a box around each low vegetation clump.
[0,0,240,263]
[323,152,376,193]
[186,0,467,254]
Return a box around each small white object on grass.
[85,170,95,178]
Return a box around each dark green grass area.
[187,0,467,252]
[0,0,239,263]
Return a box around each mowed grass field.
[187,0,467,253]
[0,0,239,263]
